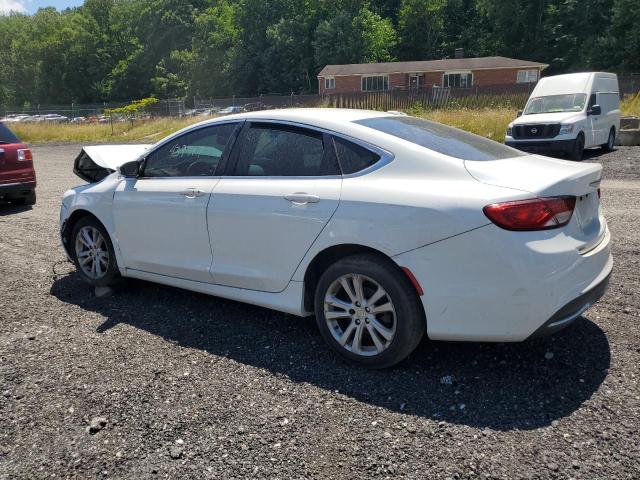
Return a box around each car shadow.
[0,202,32,215]
[50,272,611,431]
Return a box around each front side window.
[354,116,527,161]
[325,77,335,89]
[443,72,472,88]
[361,75,389,92]
[233,123,334,176]
[523,94,588,115]
[143,123,238,177]
[517,69,539,83]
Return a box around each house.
[317,56,549,94]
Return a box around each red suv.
[0,122,36,205]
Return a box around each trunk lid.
[465,155,604,249]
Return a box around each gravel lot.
[1,144,639,479]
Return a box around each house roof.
[317,56,549,77]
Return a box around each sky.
[0,0,83,15]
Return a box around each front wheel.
[570,133,585,161]
[71,216,120,287]
[314,254,425,368]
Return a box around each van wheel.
[314,254,425,369]
[601,128,615,152]
[570,133,585,161]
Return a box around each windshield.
[523,94,587,115]
[0,122,20,144]
[354,116,527,161]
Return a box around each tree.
[397,0,445,60]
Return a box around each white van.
[505,72,620,161]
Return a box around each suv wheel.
[314,254,425,368]
[71,216,120,287]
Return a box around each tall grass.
[13,109,517,144]
[621,92,640,117]
[12,116,209,144]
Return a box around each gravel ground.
[1,144,639,479]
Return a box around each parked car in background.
[218,106,244,115]
[506,72,620,161]
[60,109,611,368]
[0,122,36,205]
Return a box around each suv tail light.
[17,149,33,161]
[483,196,576,231]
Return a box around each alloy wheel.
[75,226,109,280]
[324,274,397,356]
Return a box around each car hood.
[512,112,584,125]
[74,144,151,183]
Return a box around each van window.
[354,116,527,161]
[523,94,587,114]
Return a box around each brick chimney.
[454,48,465,59]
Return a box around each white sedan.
[60,109,612,368]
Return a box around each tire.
[71,216,120,287]
[314,253,425,369]
[570,133,585,161]
[601,128,615,152]
[14,189,36,206]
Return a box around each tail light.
[483,196,576,231]
[17,149,33,161]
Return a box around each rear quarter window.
[0,122,20,144]
[333,137,380,174]
[354,116,527,161]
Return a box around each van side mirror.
[516,110,523,117]
[117,160,140,177]
[588,105,601,116]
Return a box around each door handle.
[181,188,205,198]
[284,193,320,204]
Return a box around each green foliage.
[104,97,158,115]
[0,0,637,106]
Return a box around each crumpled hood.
[82,144,152,169]
[73,144,152,183]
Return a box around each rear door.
[208,121,342,292]
[113,122,240,282]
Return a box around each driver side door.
[113,122,240,282]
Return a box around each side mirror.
[588,105,601,116]
[516,110,523,117]
[117,160,140,177]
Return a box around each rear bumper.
[506,139,575,154]
[0,181,36,197]
[393,223,613,342]
[527,271,611,339]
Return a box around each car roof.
[195,108,392,130]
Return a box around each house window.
[324,77,335,89]
[443,72,473,88]
[517,69,539,83]
[361,75,389,92]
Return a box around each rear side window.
[354,116,527,161]
[333,137,380,174]
[0,122,20,144]
[233,123,335,176]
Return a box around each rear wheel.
[314,254,425,368]
[71,216,120,287]
[601,128,615,152]
[570,133,585,161]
